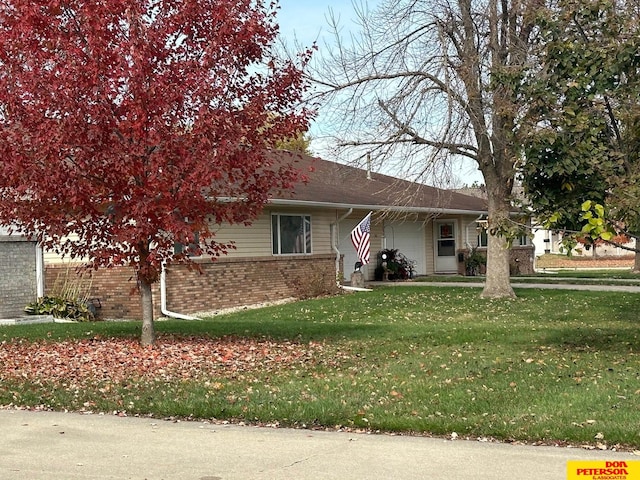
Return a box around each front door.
[434,220,457,273]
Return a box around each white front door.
[434,220,458,273]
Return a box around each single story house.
[43,152,534,320]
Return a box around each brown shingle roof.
[271,152,488,214]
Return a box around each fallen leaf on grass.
[0,335,326,386]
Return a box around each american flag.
[350,212,372,265]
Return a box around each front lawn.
[1,286,639,449]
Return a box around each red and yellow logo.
[568,461,640,480]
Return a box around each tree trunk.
[480,182,516,299]
[634,250,640,273]
[139,277,156,346]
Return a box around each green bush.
[464,248,486,276]
[374,249,416,280]
[25,295,95,322]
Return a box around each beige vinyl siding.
[459,214,486,249]
[424,219,435,275]
[209,215,272,257]
[43,207,337,264]
[298,208,334,255]
[42,211,486,274]
[43,249,71,264]
[43,233,85,264]
[210,207,336,258]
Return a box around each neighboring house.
[0,225,44,319]
[43,153,534,320]
[531,227,636,258]
[458,188,636,260]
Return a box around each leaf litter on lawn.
[0,334,332,386]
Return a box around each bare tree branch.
[309,0,543,297]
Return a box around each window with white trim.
[476,218,489,247]
[272,214,312,254]
[477,230,529,247]
[477,229,488,247]
[516,234,529,246]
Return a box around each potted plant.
[464,248,486,276]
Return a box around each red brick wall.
[45,264,143,319]
[162,254,338,316]
[45,254,339,320]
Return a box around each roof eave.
[267,198,489,216]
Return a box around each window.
[174,232,200,256]
[476,219,489,247]
[272,214,311,254]
[516,234,529,246]
[476,230,528,247]
[437,222,456,256]
[477,229,488,247]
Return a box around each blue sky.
[276,1,370,158]
[277,0,368,50]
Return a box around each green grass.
[2,286,640,448]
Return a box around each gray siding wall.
[0,237,37,318]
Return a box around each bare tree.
[313,0,542,298]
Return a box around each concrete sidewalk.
[369,280,640,293]
[1,410,636,480]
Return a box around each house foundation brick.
[44,264,142,320]
[162,254,338,317]
[45,254,340,320]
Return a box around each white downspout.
[331,208,353,283]
[160,264,198,320]
[35,242,44,297]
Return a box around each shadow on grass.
[1,318,393,344]
[157,318,393,343]
[541,326,639,353]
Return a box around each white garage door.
[383,222,426,277]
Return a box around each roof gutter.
[267,198,488,216]
[331,208,353,283]
[160,264,198,321]
[214,196,495,217]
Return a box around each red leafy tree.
[0,0,313,345]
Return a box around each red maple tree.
[0,0,313,345]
